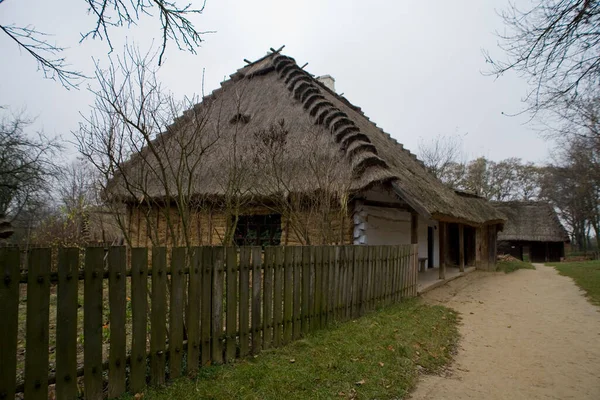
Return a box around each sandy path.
[410,264,600,400]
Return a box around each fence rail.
[0,244,418,399]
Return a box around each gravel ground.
[410,264,600,400]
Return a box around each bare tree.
[417,134,465,185]
[486,0,600,113]
[0,108,61,235]
[1,0,211,88]
[251,120,353,245]
[75,45,218,248]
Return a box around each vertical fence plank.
[212,247,225,364]
[130,248,148,394]
[263,247,274,349]
[108,247,127,398]
[413,244,419,296]
[186,248,201,375]
[328,246,336,322]
[336,246,344,320]
[352,246,361,318]
[251,247,262,354]
[392,246,399,303]
[403,246,408,298]
[283,247,293,344]
[273,247,284,347]
[346,246,354,320]
[24,248,51,400]
[225,247,238,361]
[334,246,342,320]
[169,248,185,378]
[56,248,79,400]
[358,246,367,316]
[150,247,167,386]
[301,246,310,334]
[292,247,302,340]
[313,246,322,330]
[321,246,329,327]
[384,246,391,305]
[0,248,20,400]
[83,247,104,400]
[239,248,251,357]
[367,246,374,310]
[201,247,212,366]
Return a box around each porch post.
[411,212,420,271]
[439,222,446,280]
[459,224,465,272]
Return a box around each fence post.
[283,247,294,343]
[130,248,148,393]
[83,247,104,400]
[251,247,262,353]
[169,247,186,378]
[201,247,213,365]
[150,247,168,386]
[211,247,225,364]
[0,248,20,400]
[108,246,127,398]
[273,247,284,347]
[225,247,238,361]
[186,247,202,375]
[238,247,251,357]
[263,247,274,348]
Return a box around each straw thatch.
[493,201,569,242]
[109,50,503,226]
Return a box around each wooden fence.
[0,244,418,399]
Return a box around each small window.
[229,113,251,124]
[234,214,282,247]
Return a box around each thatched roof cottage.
[110,49,505,274]
[493,201,569,262]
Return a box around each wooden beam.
[459,224,465,272]
[439,222,446,280]
[362,199,411,210]
[391,182,431,219]
[411,212,419,245]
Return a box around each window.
[234,214,282,247]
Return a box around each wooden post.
[459,224,465,272]
[130,248,148,393]
[439,223,446,280]
[411,212,419,275]
[55,248,79,400]
[411,212,419,246]
[108,247,127,398]
[475,227,482,269]
[84,247,104,400]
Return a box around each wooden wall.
[476,224,499,271]
[127,205,353,247]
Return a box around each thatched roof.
[109,49,503,226]
[493,201,569,242]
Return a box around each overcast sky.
[0,0,551,163]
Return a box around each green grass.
[496,259,536,274]
[122,300,459,400]
[548,261,600,306]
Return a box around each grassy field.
[121,300,459,400]
[496,259,536,274]
[548,261,600,306]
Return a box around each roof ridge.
[269,54,390,181]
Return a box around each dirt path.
[410,264,600,400]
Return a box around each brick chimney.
[316,75,335,92]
